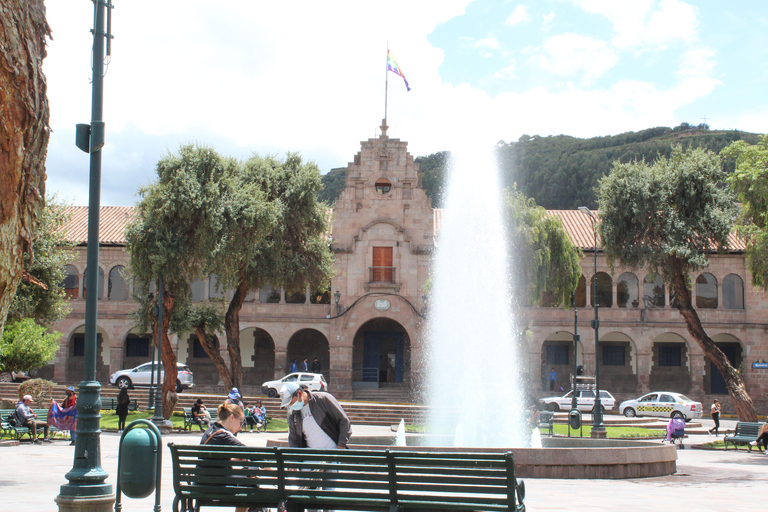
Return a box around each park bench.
[723,421,765,451]
[103,397,139,412]
[538,411,554,437]
[169,443,526,512]
[1,408,63,441]
[182,408,219,431]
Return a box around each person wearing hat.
[62,386,77,444]
[280,382,351,449]
[191,398,210,431]
[226,388,244,409]
[16,395,51,444]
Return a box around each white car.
[109,362,194,393]
[619,392,703,420]
[262,372,328,398]
[539,389,616,413]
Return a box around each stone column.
[612,280,618,308]
[274,349,288,379]
[585,283,592,307]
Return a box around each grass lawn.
[404,423,664,439]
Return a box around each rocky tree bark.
[0,0,51,338]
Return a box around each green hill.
[317,124,762,209]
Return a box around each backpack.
[5,412,18,427]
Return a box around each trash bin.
[568,409,582,430]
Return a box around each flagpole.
[384,45,389,126]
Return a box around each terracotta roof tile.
[62,206,135,245]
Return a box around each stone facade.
[44,125,768,414]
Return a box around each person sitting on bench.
[16,395,51,444]
[749,423,768,453]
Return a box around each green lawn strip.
[699,439,766,451]
[547,424,665,438]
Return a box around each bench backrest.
[734,422,764,436]
[539,411,554,424]
[169,444,524,511]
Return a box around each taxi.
[619,391,703,420]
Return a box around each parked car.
[538,389,616,413]
[262,372,328,398]
[619,392,703,420]
[109,362,194,393]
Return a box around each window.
[594,272,612,307]
[300,375,314,382]
[259,285,281,303]
[374,178,392,195]
[72,334,85,357]
[193,336,218,358]
[659,394,676,403]
[546,344,569,365]
[191,279,206,302]
[371,247,394,282]
[722,274,744,309]
[658,344,682,367]
[108,265,129,300]
[602,345,625,366]
[83,266,104,299]
[125,335,150,358]
[617,272,639,308]
[696,273,717,308]
[644,274,665,307]
[640,394,657,402]
[63,265,79,299]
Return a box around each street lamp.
[578,206,606,437]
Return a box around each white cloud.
[538,33,619,81]
[494,63,516,79]
[543,11,556,27]
[505,5,530,25]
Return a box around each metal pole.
[384,46,389,124]
[151,275,165,424]
[571,309,579,411]
[591,219,605,435]
[59,0,113,504]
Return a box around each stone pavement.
[2,418,766,512]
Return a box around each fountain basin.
[267,436,677,479]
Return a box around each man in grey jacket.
[16,394,51,443]
[280,382,351,449]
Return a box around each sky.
[42,0,768,206]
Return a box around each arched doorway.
[708,334,743,395]
[242,327,276,386]
[184,333,221,387]
[540,331,581,393]
[286,329,330,383]
[352,318,411,387]
[598,332,637,393]
[650,333,691,393]
[66,326,110,384]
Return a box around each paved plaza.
[1,418,766,512]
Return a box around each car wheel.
[176,380,182,393]
[267,388,278,398]
[547,403,559,412]
[116,376,132,389]
[623,408,636,418]
[671,411,684,419]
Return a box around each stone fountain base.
[267,436,677,479]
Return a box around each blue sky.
[42,0,768,206]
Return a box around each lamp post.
[57,1,114,510]
[150,275,166,427]
[571,307,580,412]
[578,206,606,438]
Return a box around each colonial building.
[43,124,768,413]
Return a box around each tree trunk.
[155,291,177,418]
[224,278,248,389]
[195,325,232,389]
[670,265,758,421]
[0,0,51,338]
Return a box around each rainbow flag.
[48,401,77,431]
[387,51,411,91]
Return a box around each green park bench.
[103,398,139,412]
[723,421,765,451]
[1,408,64,441]
[182,408,218,431]
[538,411,555,436]
[169,443,526,512]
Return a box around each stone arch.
[649,332,691,393]
[574,275,586,307]
[707,333,744,395]
[240,327,276,386]
[108,265,129,300]
[83,265,105,300]
[696,272,718,309]
[598,332,637,393]
[722,274,744,309]
[66,324,111,383]
[617,272,639,308]
[64,264,80,299]
[184,332,222,387]
[540,331,582,392]
[592,272,612,307]
[643,273,665,307]
[352,318,411,387]
[287,329,330,383]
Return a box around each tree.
[212,153,333,390]
[0,318,61,374]
[126,144,237,417]
[6,196,74,326]
[0,0,51,339]
[503,188,582,308]
[722,135,768,289]
[597,145,757,421]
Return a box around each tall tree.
[503,188,581,308]
[0,1,51,338]
[597,145,757,420]
[722,135,768,289]
[213,153,333,389]
[125,144,235,417]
